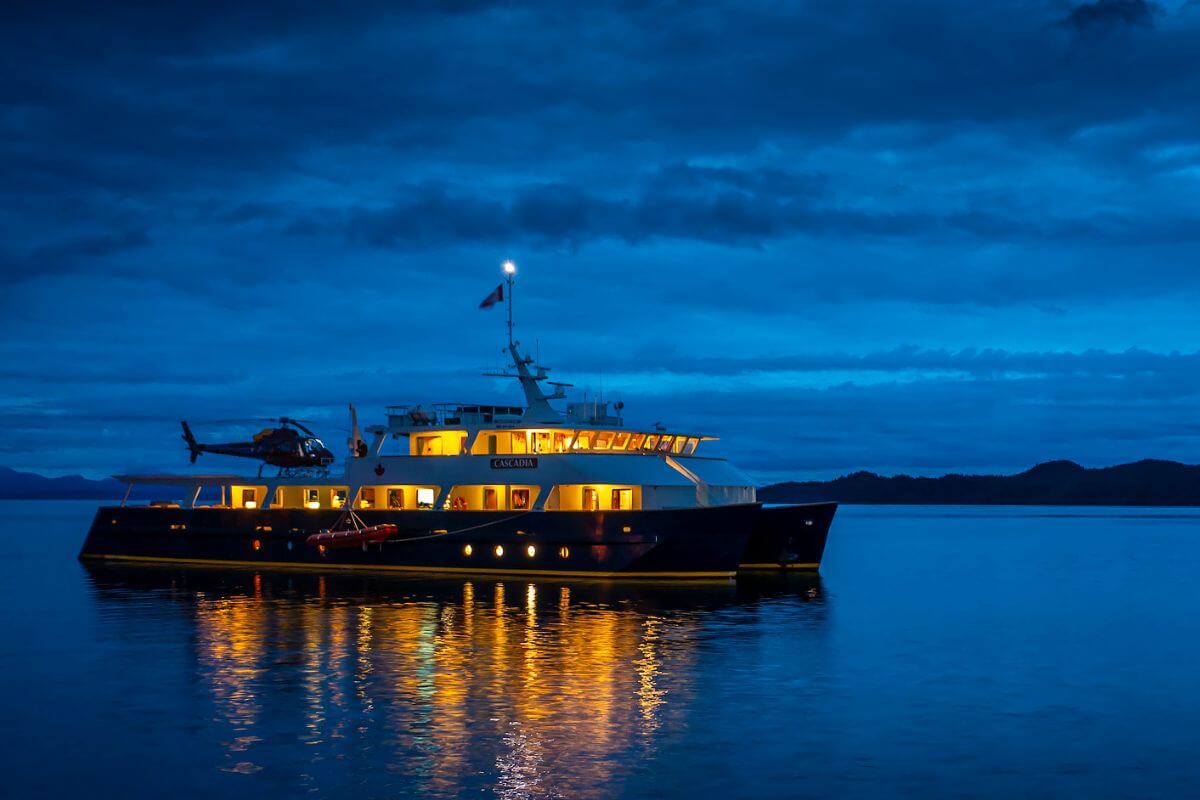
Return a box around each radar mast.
[482,261,572,425]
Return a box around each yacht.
[79,265,836,578]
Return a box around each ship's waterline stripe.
[737,562,821,570]
[81,553,736,579]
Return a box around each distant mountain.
[760,459,1200,506]
[0,467,124,499]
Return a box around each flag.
[479,283,504,309]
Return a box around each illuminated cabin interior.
[388,428,712,457]
[544,485,641,511]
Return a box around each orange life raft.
[306,523,398,549]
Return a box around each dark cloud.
[3,1,1200,477]
[1061,0,1158,34]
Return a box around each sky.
[3,0,1200,482]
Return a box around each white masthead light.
[502,259,517,275]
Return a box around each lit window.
[306,488,320,509]
[582,487,599,511]
[241,488,257,508]
[417,435,443,456]
[416,488,435,509]
[671,436,687,454]
[511,432,528,454]
[484,488,498,510]
[657,436,673,452]
[612,488,633,510]
[553,432,570,452]
[613,432,630,449]
[387,488,404,509]
[533,432,552,453]
[643,435,659,451]
[332,489,347,509]
[360,487,375,509]
[594,431,614,450]
[511,488,530,510]
[575,431,595,450]
[627,433,646,451]
[684,437,700,456]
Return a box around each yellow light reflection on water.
[190,574,718,796]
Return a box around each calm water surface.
[2,501,1199,798]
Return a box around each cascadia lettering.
[490,457,538,469]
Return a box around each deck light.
[502,259,516,275]
[526,544,536,558]
[494,545,505,557]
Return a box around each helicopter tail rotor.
[180,421,202,464]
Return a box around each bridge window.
[613,432,630,449]
[594,431,614,450]
[612,488,632,510]
[684,437,699,455]
[416,488,436,509]
[574,431,595,450]
[627,433,646,451]
[657,436,673,453]
[387,488,404,509]
[643,434,659,451]
[671,436,687,454]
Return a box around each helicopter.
[181,417,335,476]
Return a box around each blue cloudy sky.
[3,0,1200,481]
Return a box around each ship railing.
[385,402,525,429]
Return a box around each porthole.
[558,546,569,559]
[494,545,504,557]
[526,544,536,558]
[252,539,261,551]
[463,544,473,557]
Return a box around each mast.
[483,260,571,424]
[504,259,516,348]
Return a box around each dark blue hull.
[739,502,837,570]
[79,504,761,578]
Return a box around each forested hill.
[760,460,1200,506]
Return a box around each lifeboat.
[306,523,398,549]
